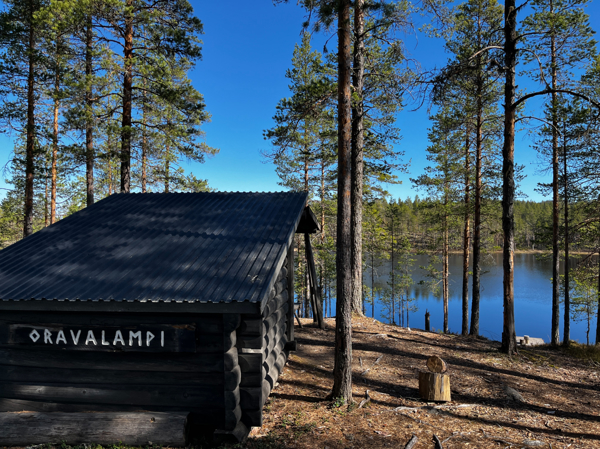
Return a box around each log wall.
[0,311,237,429]
[238,256,291,428]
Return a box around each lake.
[322,253,597,344]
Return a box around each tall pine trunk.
[562,125,570,345]
[471,57,484,337]
[443,188,449,334]
[462,131,470,336]
[23,0,36,238]
[120,0,133,193]
[331,0,353,404]
[86,16,94,205]
[501,0,518,355]
[550,6,560,346]
[51,39,59,224]
[351,0,365,316]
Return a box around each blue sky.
[0,0,597,201]
[188,0,594,201]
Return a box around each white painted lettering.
[146,331,155,346]
[70,330,81,345]
[161,331,164,347]
[113,330,125,346]
[101,330,110,346]
[29,329,40,342]
[129,331,142,346]
[56,330,67,344]
[85,330,97,345]
[44,329,53,344]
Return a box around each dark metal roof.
[0,191,307,306]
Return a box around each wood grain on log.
[418,371,451,402]
[0,411,187,446]
[426,356,448,373]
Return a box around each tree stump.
[426,355,447,373]
[418,372,451,402]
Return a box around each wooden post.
[425,310,430,332]
[286,243,295,343]
[304,233,324,329]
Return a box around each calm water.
[324,253,597,344]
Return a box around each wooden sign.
[7,324,196,353]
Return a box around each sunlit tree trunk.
[86,16,94,205]
[562,124,570,345]
[501,0,517,355]
[351,0,365,317]
[120,0,133,193]
[331,0,353,404]
[23,0,36,238]
[550,0,560,346]
[462,130,471,336]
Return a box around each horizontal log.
[239,367,266,388]
[223,314,241,333]
[0,312,224,332]
[0,411,188,446]
[0,398,223,418]
[237,334,263,350]
[0,382,225,408]
[226,365,242,391]
[223,404,242,431]
[240,387,262,411]
[241,409,263,427]
[238,352,262,373]
[0,348,225,373]
[264,336,287,374]
[224,387,240,410]
[224,347,238,371]
[214,419,249,444]
[264,291,288,319]
[238,317,262,336]
[261,379,271,407]
[0,364,232,387]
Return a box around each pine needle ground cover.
[249,317,600,449]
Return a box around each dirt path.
[246,316,600,449]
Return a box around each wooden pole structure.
[305,233,324,328]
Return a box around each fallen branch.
[433,434,443,449]
[358,390,371,409]
[404,435,418,449]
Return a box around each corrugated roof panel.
[0,191,307,305]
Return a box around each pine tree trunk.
[351,0,365,317]
[470,65,483,337]
[86,16,94,206]
[462,131,470,336]
[51,45,59,224]
[23,0,36,238]
[120,0,133,193]
[562,125,570,346]
[443,192,449,334]
[501,0,518,355]
[331,0,353,405]
[596,236,600,345]
[165,144,170,193]
[550,10,560,346]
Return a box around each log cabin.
[0,191,319,445]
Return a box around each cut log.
[0,411,187,446]
[418,371,451,402]
[426,356,448,373]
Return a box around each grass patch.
[559,342,600,363]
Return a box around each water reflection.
[335,253,597,344]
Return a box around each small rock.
[503,385,525,402]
